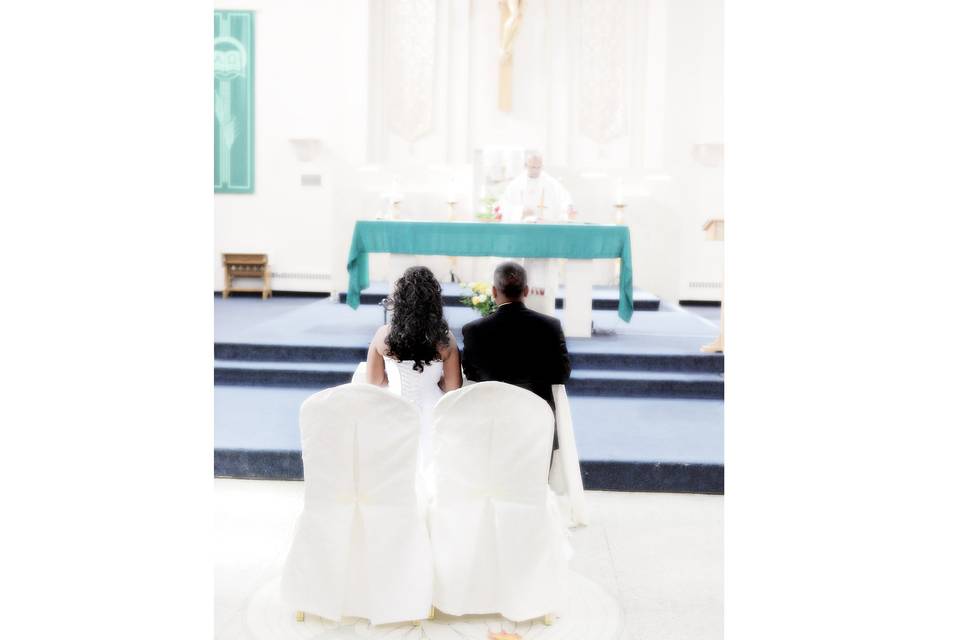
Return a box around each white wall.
[214,0,723,302]
[213,0,370,291]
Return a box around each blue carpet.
[213,386,723,493]
[214,342,723,374]
[212,360,723,399]
[212,296,724,493]
[213,297,722,357]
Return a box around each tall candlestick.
[447,177,456,204]
[614,204,626,225]
[387,176,402,220]
[615,179,624,206]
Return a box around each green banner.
[214,11,254,193]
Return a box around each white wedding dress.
[383,357,444,481]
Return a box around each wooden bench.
[222,253,271,299]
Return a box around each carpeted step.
[213,360,723,400]
[214,342,724,374]
[213,386,723,493]
[337,283,661,311]
[215,343,369,365]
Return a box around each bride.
[365,266,462,470]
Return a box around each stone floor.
[215,479,723,640]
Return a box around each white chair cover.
[350,361,367,384]
[429,382,570,622]
[280,384,433,625]
[548,384,589,526]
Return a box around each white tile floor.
[215,479,722,640]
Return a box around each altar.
[345,220,634,337]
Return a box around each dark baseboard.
[338,291,661,311]
[214,449,724,494]
[215,291,331,299]
[580,460,723,494]
[678,300,721,307]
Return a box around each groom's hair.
[494,261,527,300]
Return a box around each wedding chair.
[350,362,367,383]
[548,384,589,526]
[280,384,434,625]
[429,382,570,623]
[460,379,588,527]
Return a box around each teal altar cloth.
[346,220,634,322]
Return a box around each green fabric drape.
[346,221,634,322]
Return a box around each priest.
[495,150,574,315]
[497,150,573,223]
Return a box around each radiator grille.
[271,271,331,281]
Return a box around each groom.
[461,261,572,451]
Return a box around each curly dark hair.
[385,266,451,372]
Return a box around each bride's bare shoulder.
[372,324,390,352]
[439,330,459,357]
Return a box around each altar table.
[345,221,634,329]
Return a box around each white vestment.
[497,171,572,223]
[496,172,573,316]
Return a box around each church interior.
[8,0,956,637]
[214,1,724,638]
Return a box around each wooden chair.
[222,253,271,299]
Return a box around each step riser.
[214,449,723,494]
[215,344,368,363]
[214,343,724,374]
[215,369,349,388]
[338,292,660,311]
[214,369,724,400]
[567,380,723,400]
[571,353,723,374]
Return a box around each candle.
[539,187,545,208]
[447,177,456,203]
[615,179,624,206]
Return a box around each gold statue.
[498,0,524,112]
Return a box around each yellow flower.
[471,295,481,305]
[472,281,490,293]
[476,294,488,303]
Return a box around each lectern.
[222,253,271,299]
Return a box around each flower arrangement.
[475,196,503,222]
[461,281,496,316]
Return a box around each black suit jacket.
[461,302,572,448]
